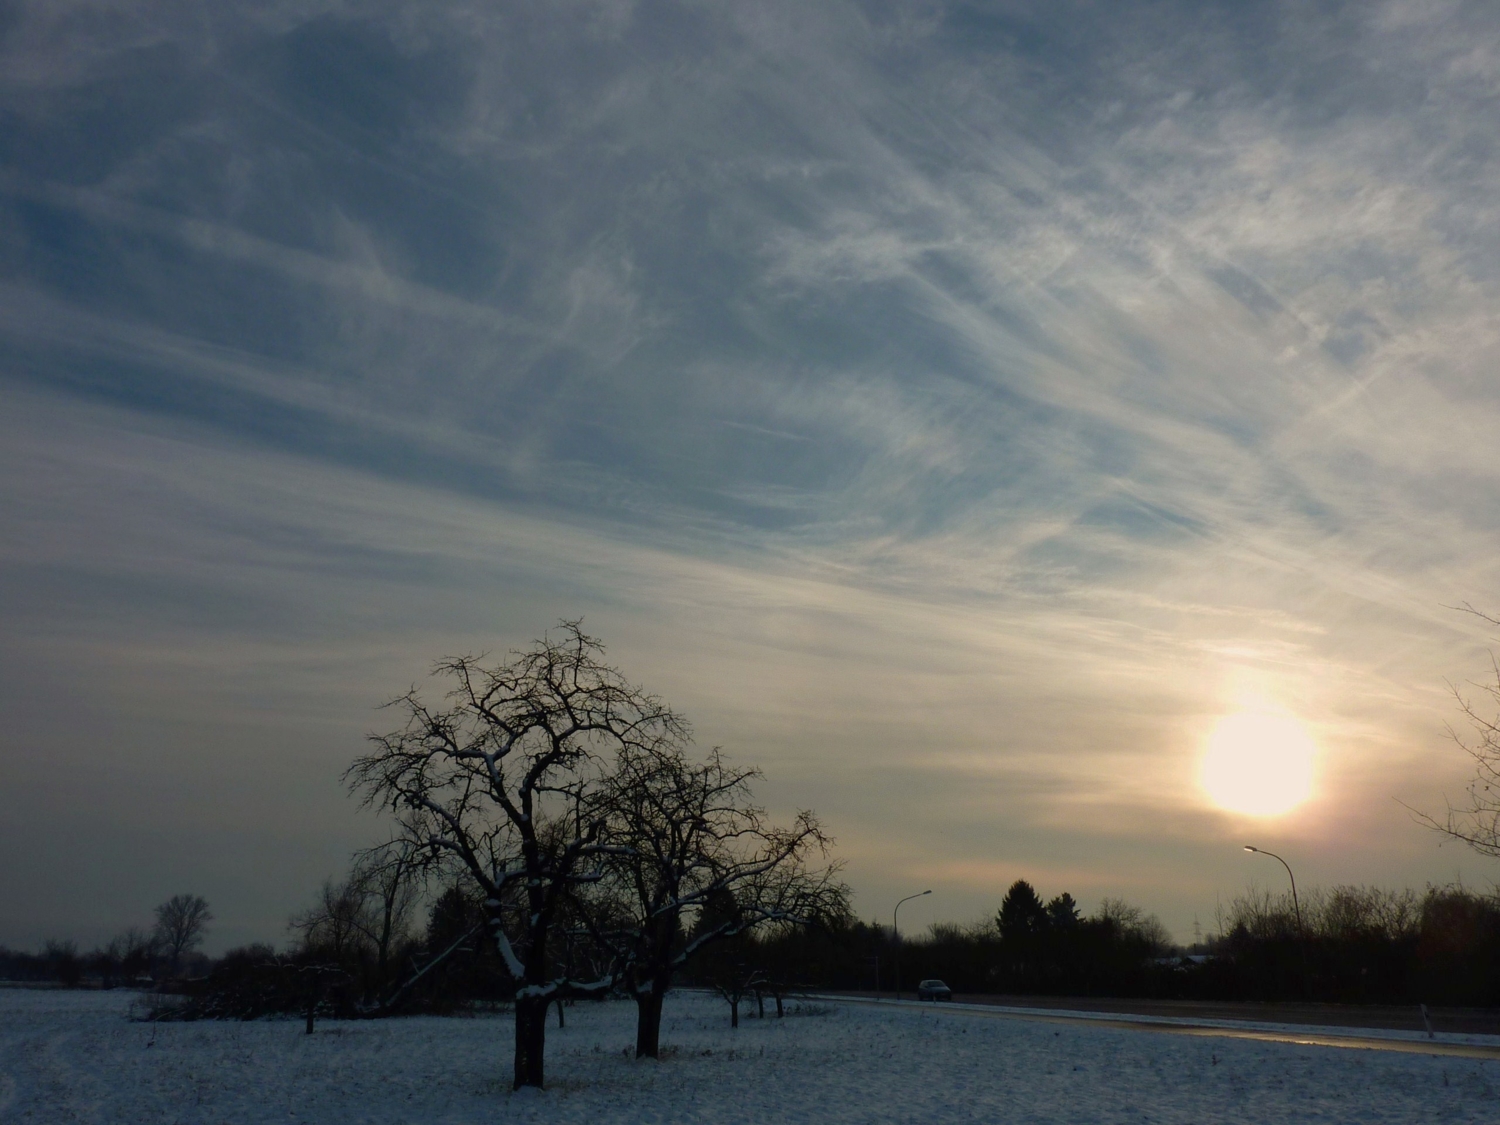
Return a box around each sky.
[3,0,1500,953]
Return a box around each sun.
[1199,707,1316,817]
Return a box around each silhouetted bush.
[697,883,1176,1001]
[721,881,1500,1006]
[146,945,364,1022]
[1199,883,1500,1005]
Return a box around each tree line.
[702,877,1500,1007]
[679,879,1178,1000]
[1202,881,1500,1005]
[0,893,213,987]
[24,872,1498,1013]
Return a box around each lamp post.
[892,890,931,1002]
[1244,845,1308,995]
[1242,846,1303,934]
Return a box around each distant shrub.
[144,948,356,1022]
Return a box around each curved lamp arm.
[892,889,932,941]
[1243,846,1304,937]
[891,890,931,1003]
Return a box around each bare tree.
[288,844,423,1007]
[1417,607,1500,857]
[1096,897,1172,954]
[154,894,212,971]
[591,743,848,1057]
[290,878,372,961]
[349,841,422,986]
[347,622,687,1090]
[703,952,765,1029]
[105,927,161,984]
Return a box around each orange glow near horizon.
[1199,707,1317,818]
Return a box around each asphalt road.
[819,993,1500,1061]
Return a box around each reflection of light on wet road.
[818,996,1500,1061]
[1151,1023,1500,1061]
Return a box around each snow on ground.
[1,987,1497,1124]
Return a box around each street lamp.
[1244,845,1308,994]
[892,890,931,1002]
[1242,846,1303,935]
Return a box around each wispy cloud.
[3,0,1500,945]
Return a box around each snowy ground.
[2,987,1498,1124]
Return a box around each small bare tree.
[104,927,161,984]
[1418,607,1500,857]
[289,844,423,1007]
[347,622,687,1090]
[154,894,212,971]
[349,841,422,986]
[1096,898,1172,955]
[592,743,848,1057]
[290,878,371,960]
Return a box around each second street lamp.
[1244,845,1309,995]
[892,890,932,1002]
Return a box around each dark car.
[916,979,952,1001]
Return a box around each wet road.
[817,994,1500,1061]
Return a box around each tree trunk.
[514,996,548,1090]
[775,991,784,1018]
[635,988,665,1058]
[730,994,739,1028]
[305,977,325,1035]
[756,989,765,1018]
[556,998,566,1028]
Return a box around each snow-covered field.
[2,987,1497,1124]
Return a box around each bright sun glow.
[1199,708,1316,817]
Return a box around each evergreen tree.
[997,880,1049,941]
[1046,893,1081,929]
